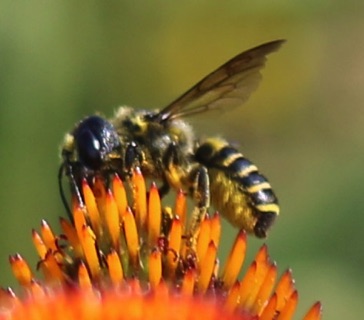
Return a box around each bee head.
[70,115,121,170]
[59,115,122,219]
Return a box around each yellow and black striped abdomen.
[194,138,279,238]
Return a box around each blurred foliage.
[1,2,364,319]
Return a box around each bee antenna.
[58,161,85,221]
[58,162,73,221]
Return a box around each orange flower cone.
[0,169,322,320]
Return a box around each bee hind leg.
[162,143,211,242]
[187,165,210,243]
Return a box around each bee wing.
[157,39,285,121]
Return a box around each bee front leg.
[188,165,210,243]
[124,141,144,176]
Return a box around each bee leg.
[158,182,170,198]
[58,162,81,221]
[124,141,143,176]
[160,142,186,196]
[163,141,184,168]
[188,165,210,244]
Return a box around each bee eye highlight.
[76,129,102,169]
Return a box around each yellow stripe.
[246,182,271,193]
[221,153,241,167]
[256,204,279,214]
[236,165,258,177]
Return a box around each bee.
[59,39,284,238]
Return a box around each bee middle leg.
[159,142,187,197]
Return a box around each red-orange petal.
[253,263,277,315]
[73,205,87,246]
[32,229,47,260]
[210,212,221,247]
[123,207,139,267]
[112,174,127,219]
[197,241,217,294]
[174,189,187,229]
[29,280,46,299]
[260,293,278,320]
[243,245,271,311]
[196,216,211,265]
[181,268,196,296]
[40,251,65,283]
[59,217,83,257]
[148,249,162,289]
[82,179,101,235]
[225,281,241,312]
[275,269,295,311]
[221,230,247,289]
[105,189,120,248]
[132,167,147,231]
[79,225,100,279]
[303,301,322,320]
[239,262,257,306]
[166,217,182,277]
[40,220,58,252]
[147,182,161,247]
[1,289,257,320]
[277,290,298,320]
[107,250,124,285]
[92,176,107,215]
[9,254,32,287]
[0,288,19,311]
[78,262,92,290]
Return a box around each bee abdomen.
[210,146,278,209]
[237,172,277,206]
[195,138,279,237]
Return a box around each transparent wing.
[157,39,285,121]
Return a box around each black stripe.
[227,157,254,175]
[211,146,239,167]
[208,146,238,166]
[249,188,278,205]
[238,172,268,188]
[215,146,237,160]
[194,143,215,164]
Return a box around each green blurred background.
[1,2,363,319]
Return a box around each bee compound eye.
[73,115,120,170]
[76,129,102,169]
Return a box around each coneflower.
[1,168,321,320]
